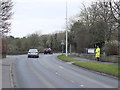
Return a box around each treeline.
[7,31,66,54]
[7,1,119,55]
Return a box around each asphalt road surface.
[12,54,118,88]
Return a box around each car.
[28,49,39,58]
[44,48,53,54]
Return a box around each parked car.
[28,49,39,58]
[44,48,53,54]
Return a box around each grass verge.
[73,62,120,77]
[57,55,80,62]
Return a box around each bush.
[104,40,119,56]
[0,38,7,58]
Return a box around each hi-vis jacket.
[95,48,100,58]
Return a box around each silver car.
[28,49,39,58]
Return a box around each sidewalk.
[2,56,17,88]
[0,60,2,90]
[69,55,119,66]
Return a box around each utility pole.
[65,0,68,56]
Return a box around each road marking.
[56,71,58,74]
[80,84,84,87]
[66,62,74,64]
[70,80,74,83]
[58,66,64,69]
[10,64,14,88]
[55,71,61,76]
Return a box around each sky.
[9,0,95,38]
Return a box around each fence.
[0,38,7,58]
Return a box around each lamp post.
[65,0,68,56]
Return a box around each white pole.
[66,0,68,56]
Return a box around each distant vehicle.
[28,49,39,58]
[44,48,53,54]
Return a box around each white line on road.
[10,64,14,88]
[58,66,64,69]
[56,71,58,74]
[70,80,74,83]
[55,71,61,76]
[80,84,84,87]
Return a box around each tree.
[86,1,119,42]
[109,1,120,25]
[0,0,13,36]
[70,21,90,53]
[27,33,40,48]
[68,1,119,53]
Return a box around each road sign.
[61,40,64,45]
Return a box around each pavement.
[68,55,119,66]
[0,59,2,90]
[2,56,17,88]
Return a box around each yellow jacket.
[95,48,100,57]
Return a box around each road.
[12,54,118,88]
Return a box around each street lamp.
[65,0,68,56]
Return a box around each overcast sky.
[10,0,95,38]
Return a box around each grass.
[73,62,120,77]
[58,54,119,77]
[57,54,80,62]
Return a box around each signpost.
[61,40,64,55]
[87,48,95,54]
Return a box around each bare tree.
[96,1,119,41]
[109,0,120,24]
[109,1,120,41]
[0,0,13,37]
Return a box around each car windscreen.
[29,49,38,52]
[44,48,51,50]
